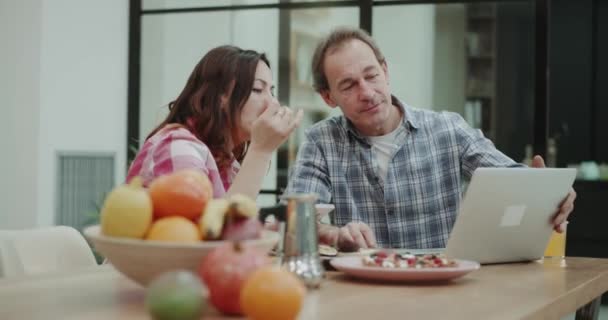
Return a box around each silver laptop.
[444,167,577,264]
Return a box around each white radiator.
[55,152,115,230]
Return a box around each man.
[284,27,576,252]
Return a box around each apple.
[198,242,270,315]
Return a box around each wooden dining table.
[0,257,607,320]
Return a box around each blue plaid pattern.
[285,97,522,249]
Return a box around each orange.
[240,267,306,320]
[146,217,201,243]
[148,169,213,221]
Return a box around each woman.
[127,45,303,199]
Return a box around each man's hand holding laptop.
[531,155,577,233]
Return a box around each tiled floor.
[562,304,608,320]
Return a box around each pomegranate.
[221,217,263,241]
[198,242,270,315]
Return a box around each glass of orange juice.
[544,230,567,258]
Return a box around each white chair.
[0,226,97,278]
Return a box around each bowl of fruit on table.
[84,169,280,287]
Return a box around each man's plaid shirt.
[285,97,522,249]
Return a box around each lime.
[146,270,207,320]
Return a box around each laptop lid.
[445,168,577,264]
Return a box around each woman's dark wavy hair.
[147,45,270,171]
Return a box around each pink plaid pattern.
[126,125,239,198]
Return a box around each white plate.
[330,256,480,282]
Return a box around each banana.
[199,199,231,240]
[199,194,259,240]
[229,194,258,218]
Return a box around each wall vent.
[55,152,115,230]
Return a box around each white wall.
[37,0,128,226]
[433,5,466,114]
[0,0,128,229]
[374,5,436,109]
[0,0,42,229]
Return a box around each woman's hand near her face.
[249,100,304,154]
[226,101,302,199]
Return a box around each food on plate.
[319,244,338,257]
[199,194,261,241]
[362,250,458,269]
[240,266,306,320]
[198,242,271,315]
[100,176,153,239]
[146,216,201,243]
[149,169,213,220]
[146,270,206,320]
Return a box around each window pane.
[373,2,536,162]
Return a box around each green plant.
[127,138,141,168]
[81,193,106,264]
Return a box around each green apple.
[146,270,206,320]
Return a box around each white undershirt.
[366,128,402,184]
